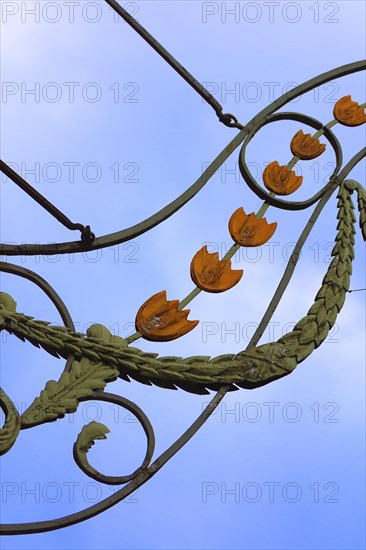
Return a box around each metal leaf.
[21,359,119,428]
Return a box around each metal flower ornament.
[0,0,365,535]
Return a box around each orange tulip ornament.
[290,129,326,160]
[190,245,243,293]
[228,208,277,247]
[135,290,199,342]
[333,95,366,126]
[263,161,303,195]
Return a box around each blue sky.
[1,1,365,549]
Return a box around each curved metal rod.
[239,111,343,210]
[73,392,155,485]
[0,262,75,330]
[0,129,248,256]
[0,263,77,454]
[0,261,75,372]
[1,59,364,257]
[0,386,228,535]
[248,147,366,348]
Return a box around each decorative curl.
[239,111,342,211]
[73,392,155,485]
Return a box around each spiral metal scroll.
[1,58,365,533]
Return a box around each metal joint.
[80,226,95,244]
[217,111,243,129]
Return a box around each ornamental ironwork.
[0,0,365,535]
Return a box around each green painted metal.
[0,0,365,536]
[0,176,365,533]
[1,179,364,403]
[1,60,364,258]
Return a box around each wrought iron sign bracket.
[0,0,365,536]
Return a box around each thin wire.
[328,280,366,293]
[348,288,366,293]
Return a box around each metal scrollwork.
[239,111,343,210]
[0,0,365,537]
[73,392,155,485]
